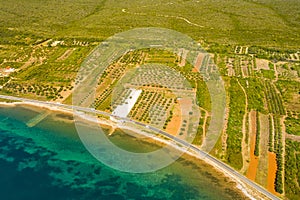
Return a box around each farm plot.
[267,114,280,195]
[94,63,128,111]
[256,58,269,70]
[248,47,292,61]
[1,45,92,101]
[289,53,300,61]
[128,89,176,129]
[128,64,192,91]
[115,61,201,140]
[134,49,211,113]
[224,56,253,78]
[267,151,278,195]
[193,52,207,73]
[213,54,227,76]
[0,45,33,69]
[254,112,260,157]
[144,49,177,65]
[276,62,300,80]
[119,50,145,65]
[177,48,188,67]
[234,46,249,55]
[275,80,300,112]
[234,46,243,54]
[111,88,142,118]
[93,48,207,122]
[94,86,113,111]
[246,110,259,181]
[177,97,200,143]
[284,115,300,136]
[233,56,242,77]
[94,51,146,111]
[56,48,76,61]
[225,57,236,77]
[240,56,250,77]
[239,78,265,112]
[264,81,285,115]
[191,109,208,146]
[225,78,245,170]
[196,54,221,81]
[284,139,300,200]
[2,82,73,101]
[255,113,270,188]
[272,116,284,194]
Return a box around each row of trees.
[225,78,245,170]
[273,117,284,194]
[264,81,285,115]
[284,140,300,199]
[2,82,71,100]
[254,112,260,156]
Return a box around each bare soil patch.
[194,53,205,71]
[176,98,193,140]
[256,58,269,70]
[166,103,181,135]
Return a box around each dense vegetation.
[0,0,300,49]
[273,117,284,194]
[284,139,300,199]
[240,78,265,112]
[254,112,260,156]
[285,115,300,136]
[225,78,245,170]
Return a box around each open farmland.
[0,0,299,199]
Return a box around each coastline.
[0,101,272,200]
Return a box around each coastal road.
[0,94,280,200]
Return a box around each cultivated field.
[0,0,299,199]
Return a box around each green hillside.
[0,0,299,48]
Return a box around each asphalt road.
[0,94,280,200]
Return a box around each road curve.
[0,94,280,200]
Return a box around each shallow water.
[0,105,248,200]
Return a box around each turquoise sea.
[0,104,248,200]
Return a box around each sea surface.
[0,104,248,200]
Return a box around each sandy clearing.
[165,103,181,136]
